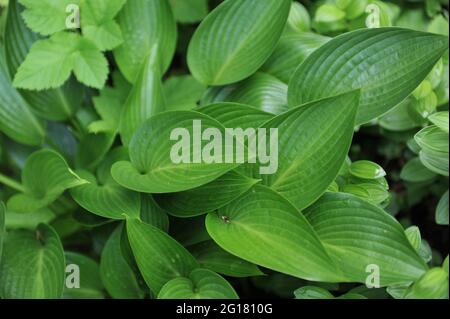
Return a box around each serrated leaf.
[0,224,65,298]
[187,0,291,85]
[112,111,241,193]
[158,268,238,299]
[0,47,45,145]
[18,0,80,36]
[288,28,449,125]
[249,90,360,211]
[13,32,108,90]
[100,225,145,299]
[349,160,386,180]
[189,240,263,278]
[154,171,260,217]
[119,45,166,145]
[114,0,177,82]
[305,192,428,285]
[64,252,104,299]
[7,149,87,213]
[126,218,199,294]
[206,185,344,282]
[400,157,437,183]
[436,190,449,225]
[261,32,330,83]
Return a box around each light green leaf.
[349,160,386,180]
[154,171,260,217]
[0,47,45,145]
[429,111,449,133]
[5,208,56,230]
[294,286,334,299]
[288,28,449,125]
[13,32,108,90]
[81,0,126,51]
[100,225,145,299]
[187,0,291,85]
[0,202,4,263]
[206,185,344,283]
[286,2,310,32]
[405,268,449,299]
[415,125,449,176]
[405,226,422,253]
[0,224,65,298]
[114,0,177,82]
[63,252,104,299]
[158,268,238,299]
[189,240,263,278]
[7,149,88,213]
[305,192,428,285]
[119,45,166,146]
[126,218,199,294]
[18,0,80,36]
[436,190,449,225]
[378,97,424,132]
[112,111,241,193]
[163,75,206,111]
[170,0,208,24]
[261,32,330,83]
[253,91,360,211]
[400,157,437,183]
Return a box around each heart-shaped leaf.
[126,218,199,294]
[119,45,166,145]
[7,149,88,213]
[189,240,263,278]
[114,0,177,82]
[100,225,145,299]
[158,268,238,299]
[206,185,344,282]
[154,171,260,217]
[288,28,449,124]
[304,192,428,285]
[112,111,241,193]
[187,0,291,85]
[252,90,360,211]
[0,223,65,298]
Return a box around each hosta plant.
[0,0,448,300]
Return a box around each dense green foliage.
[0,0,448,299]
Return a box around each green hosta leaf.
[126,218,199,294]
[429,111,449,133]
[100,225,145,299]
[261,32,330,84]
[405,226,422,253]
[378,98,424,132]
[197,102,274,129]
[205,73,288,115]
[187,0,291,85]
[140,195,170,233]
[0,224,65,298]
[158,268,238,299]
[81,0,126,51]
[286,2,310,33]
[400,158,437,183]
[119,45,166,145]
[5,208,56,230]
[154,171,260,217]
[0,48,45,145]
[415,125,449,176]
[349,161,386,180]
[294,286,334,299]
[254,91,360,211]
[164,75,206,111]
[0,202,4,263]
[405,268,449,299]
[75,132,116,171]
[114,0,177,82]
[7,149,87,213]
[170,0,208,24]
[18,0,80,36]
[70,170,140,220]
[305,192,428,285]
[436,190,449,225]
[189,240,263,278]
[6,0,83,121]
[64,252,104,299]
[288,28,449,125]
[343,183,389,205]
[13,32,108,90]
[112,111,240,193]
[206,185,344,282]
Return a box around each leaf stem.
[0,172,26,193]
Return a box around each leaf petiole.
[0,172,26,193]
